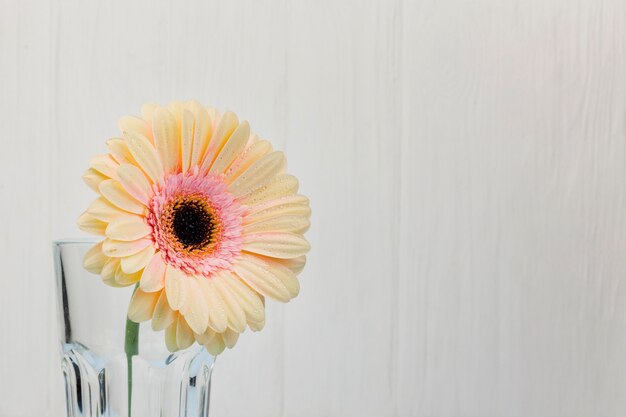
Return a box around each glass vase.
[53,240,215,417]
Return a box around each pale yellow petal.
[206,106,221,129]
[105,214,150,241]
[197,277,228,333]
[83,241,107,274]
[209,121,250,174]
[77,212,107,235]
[167,101,184,132]
[141,103,159,127]
[229,151,286,197]
[189,105,212,168]
[118,115,151,140]
[203,333,226,356]
[212,273,247,333]
[239,175,299,206]
[152,290,176,331]
[120,244,155,274]
[102,238,152,258]
[115,264,142,286]
[106,138,136,165]
[165,265,188,311]
[140,253,167,292]
[244,215,310,234]
[176,316,195,349]
[90,154,119,179]
[275,255,307,275]
[222,328,239,349]
[99,179,145,214]
[224,140,273,183]
[221,273,265,324]
[101,257,120,281]
[116,163,153,205]
[244,195,310,223]
[101,260,125,288]
[248,317,265,332]
[200,111,238,173]
[180,277,209,335]
[86,198,127,223]
[243,232,310,259]
[165,317,179,352]
[180,109,194,173]
[152,106,180,173]
[128,288,159,322]
[124,131,164,183]
[82,168,108,193]
[233,255,292,301]
[194,327,216,345]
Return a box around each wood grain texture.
[1,0,625,416]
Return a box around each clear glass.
[53,240,215,417]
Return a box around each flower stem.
[125,284,140,417]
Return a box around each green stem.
[125,284,140,417]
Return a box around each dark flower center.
[171,199,215,249]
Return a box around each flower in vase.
[78,101,310,355]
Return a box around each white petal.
[77,212,107,235]
[221,273,265,324]
[124,131,164,183]
[197,277,228,333]
[165,265,188,311]
[105,214,150,241]
[189,105,212,168]
[212,273,247,333]
[180,277,209,335]
[82,168,108,193]
[152,290,176,331]
[90,154,119,179]
[99,179,145,214]
[176,316,195,349]
[200,111,238,173]
[117,163,153,205]
[181,109,194,173]
[102,238,152,257]
[229,151,286,197]
[120,244,155,274]
[224,140,273,183]
[239,175,299,206]
[118,115,151,140]
[244,215,310,234]
[140,253,167,292]
[209,121,250,174]
[152,106,180,173]
[233,255,291,301]
[128,288,159,322]
[86,198,127,223]
[243,232,310,259]
[83,242,107,274]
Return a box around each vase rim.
[53,238,100,246]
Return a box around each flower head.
[78,101,310,355]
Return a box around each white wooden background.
[1,0,626,416]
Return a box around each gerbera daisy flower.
[78,100,310,355]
